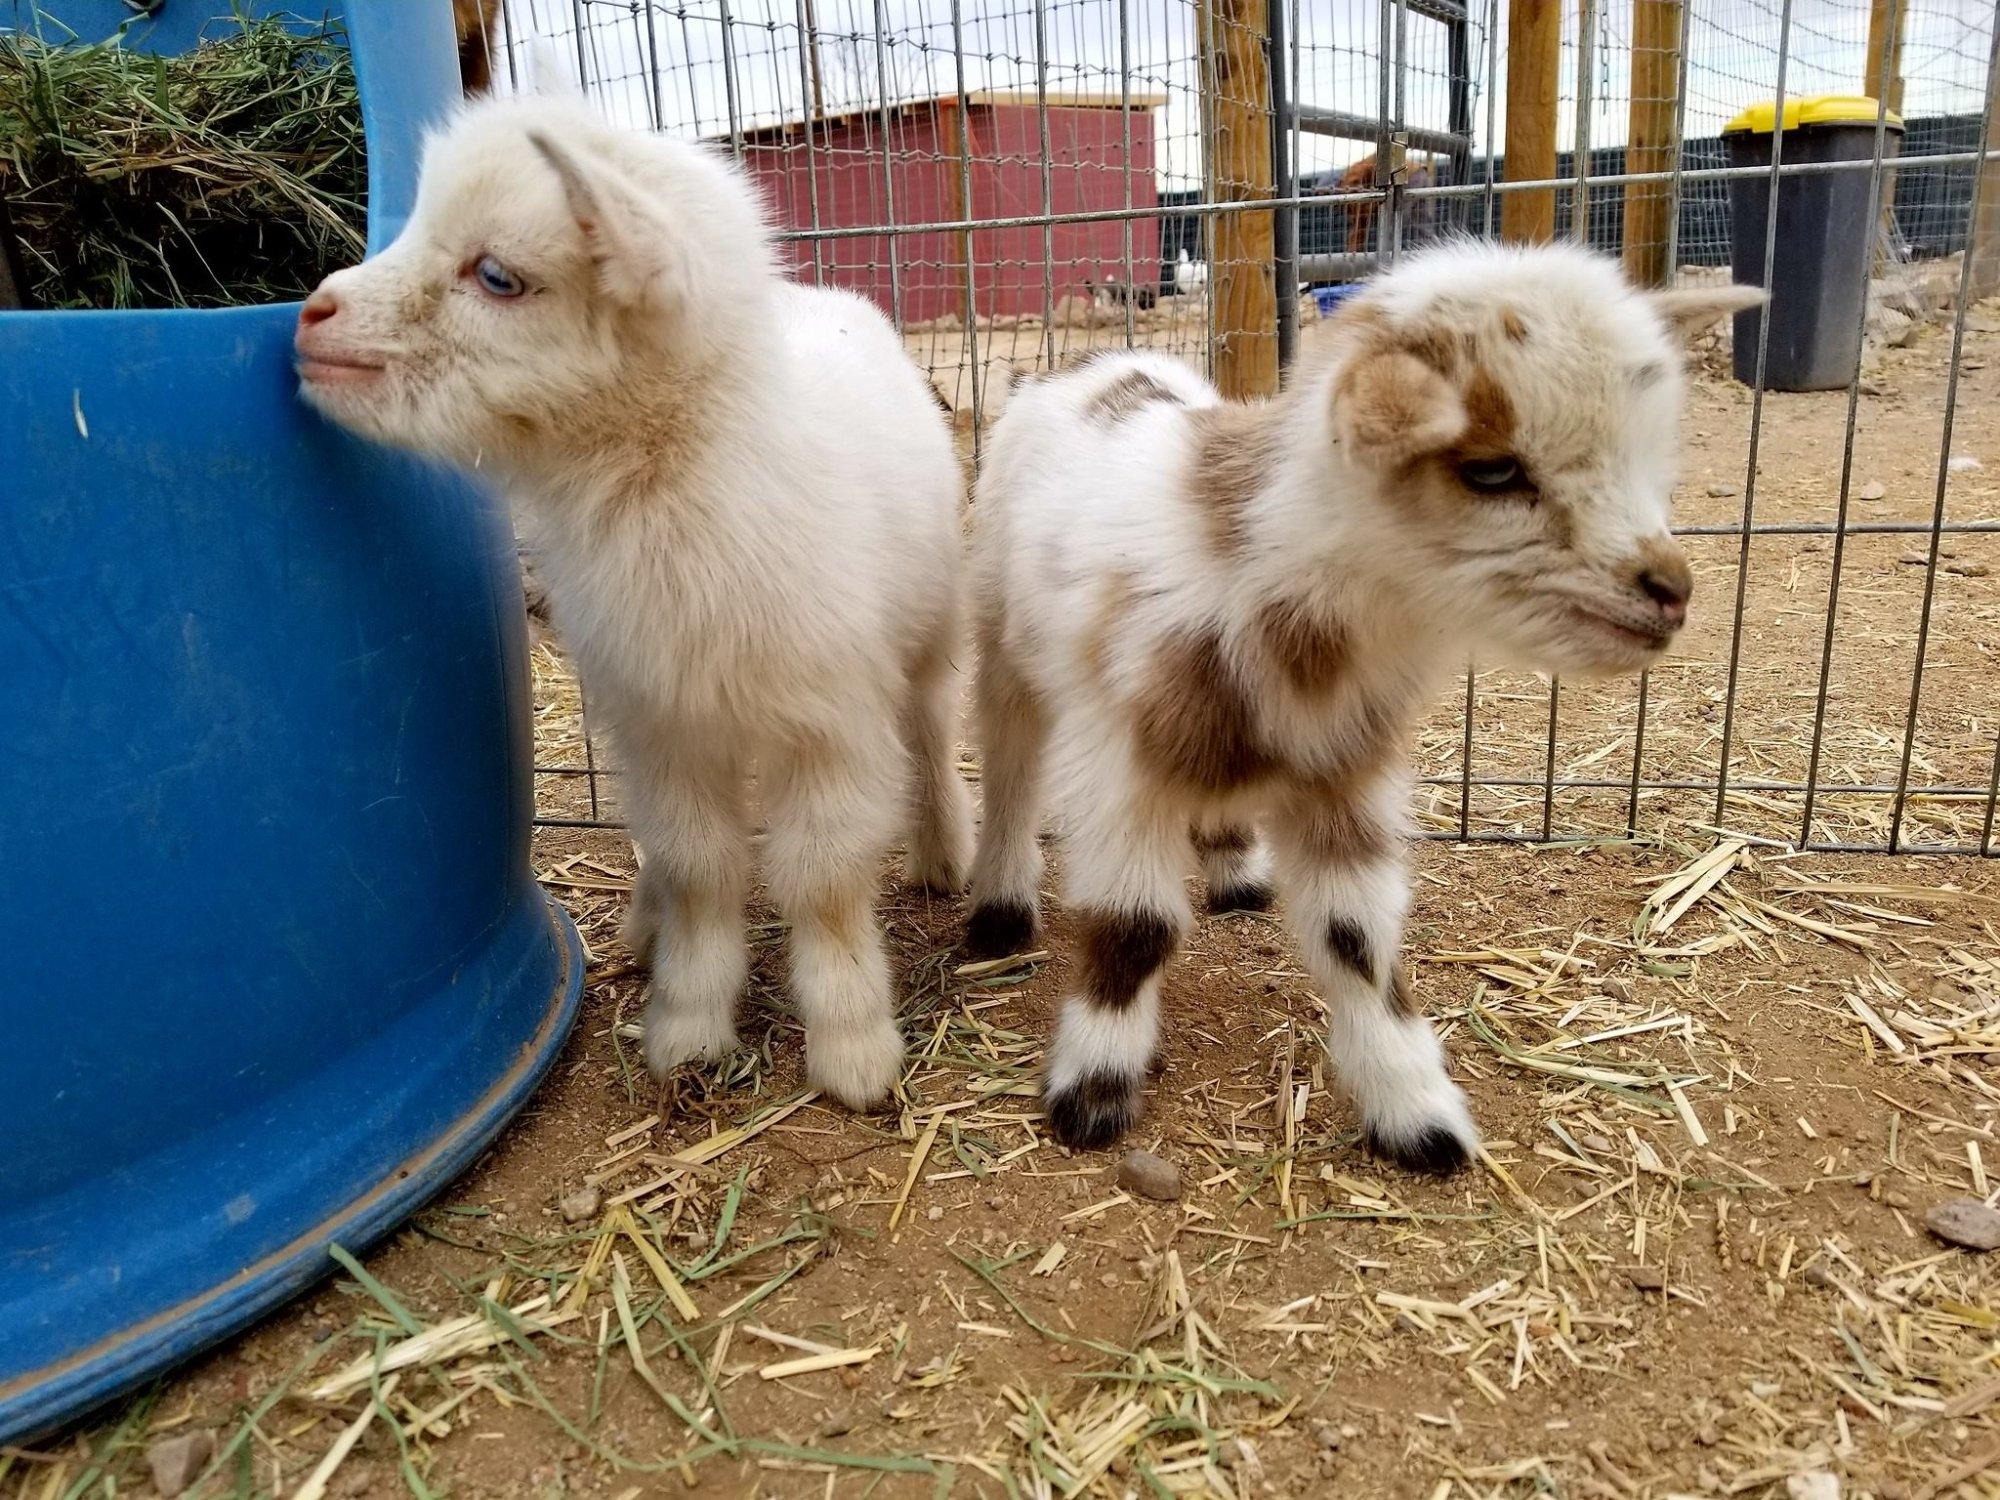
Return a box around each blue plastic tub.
[0,1,583,1441]
[1312,283,1364,316]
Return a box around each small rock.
[1787,1471,1841,1500]
[148,1432,215,1498]
[926,1205,945,1221]
[1626,1265,1666,1292]
[1949,454,1984,473]
[1926,1196,2000,1251]
[1854,480,1887,501]
[558,1186,601,1223]
[1946,562,1992,578]
[1229,1437,1263,1476]
[1582,1133,1615,1153]
[1600,975,1635,1003]
[1116,1149,1182,1202]
[1706,482,1740,498]
[1313,1420,1343,1451]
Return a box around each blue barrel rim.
[0,892,584,1444]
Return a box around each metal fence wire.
[470,0,2000,858]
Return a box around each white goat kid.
[296,97,971,1108]
[965,242,1760,1171]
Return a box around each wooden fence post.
[1865,0,1908,258]
[1864,0,1907,117]
[1624,0,1683,286]
[1200,0,1279,400]
[1503,0,1561,243]
[1972,24,2000,301]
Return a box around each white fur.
[296,96,971,1108]
[968,241,1757,1167]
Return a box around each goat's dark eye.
[1456,455,1524,492]
[473,255,525,299]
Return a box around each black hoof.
[963,899,1038,958]
[1364,1124,1472,1178]
[1206,882,1274,915]
[1045,1071,1143,1149]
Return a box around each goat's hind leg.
[963,617,1049,956]
[901,626,973,893]
[1192,821,1274,914]
[620,856,668,965]
[1268,775,1477,1175]
[763,719,905,1109]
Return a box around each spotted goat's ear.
[1324,302,1469,468]
[1649,283,1768,341]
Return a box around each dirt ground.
[9,307,2000,1500]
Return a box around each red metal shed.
[734,91,1164,326]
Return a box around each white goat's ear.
[528,130,670,308]
[525,39,582,98]
[1650,284,1767,340]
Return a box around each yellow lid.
[1722,94,1903,133]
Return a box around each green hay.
[0,11,366,310]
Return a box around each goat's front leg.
[1043,766,1191,1149]
[623,747,750,1077]
[762,721,905,1109]
[1269,773,1477,1175]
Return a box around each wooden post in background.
[1865,0,1908,257]
[1200,0,1279,400]
[1864,0,1907,117]
[1503,0,1561,243]
[942,99,975,323]
[1971,25,2000,300]
[801,0,828,121]
[1624,0,1683,286]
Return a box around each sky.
[493,0,1995,194]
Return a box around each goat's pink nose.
[299,287,341,327]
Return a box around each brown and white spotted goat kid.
[964,242,1761,1171]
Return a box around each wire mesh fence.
[474,0,2000,858]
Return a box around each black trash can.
[1722,94,1902,391]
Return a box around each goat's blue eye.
[1456,455,1525,492]
[474,256,524,298]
